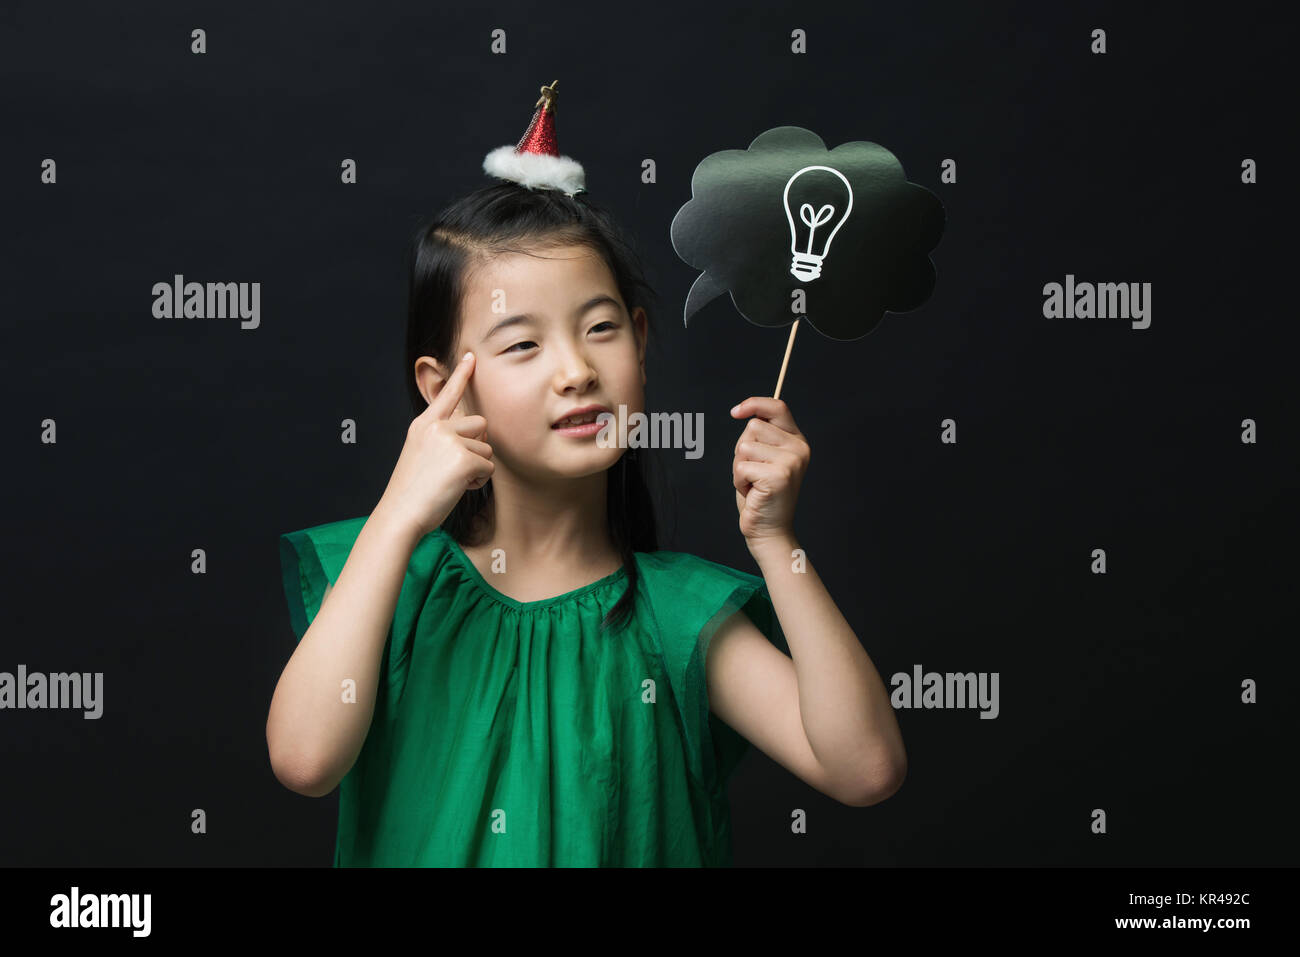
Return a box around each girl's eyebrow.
[480,294,621,343]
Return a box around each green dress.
[278,516,789,867]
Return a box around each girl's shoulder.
[280,515,452,568]
[278,515,459,643]
[632,546,765,594]
[630,546,786,652]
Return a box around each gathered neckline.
[434,527,629,612]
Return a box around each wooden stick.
[773,320,799,400]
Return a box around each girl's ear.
[414,356,453,409]
[417,355,475,418]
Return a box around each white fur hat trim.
[483,145,586,196]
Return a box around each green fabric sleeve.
[635,552,790,797]
[278,517,369,642]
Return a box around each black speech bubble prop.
[670,126,945,396]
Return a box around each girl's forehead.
[474,244,602,280]
[466,248,615,301]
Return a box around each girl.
[267,84,906,867]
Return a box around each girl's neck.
[467,485,619,568]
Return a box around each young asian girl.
[270,164,905,868]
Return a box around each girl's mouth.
[551,419,604,438]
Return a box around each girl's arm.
[269,353,490,796]
[749,534,906,800]
[719,395,906,804]
[266,498,422,797]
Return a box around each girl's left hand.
[730,397,809,550]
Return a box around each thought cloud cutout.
[670,125,945,341]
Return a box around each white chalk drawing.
[783,165,854,282]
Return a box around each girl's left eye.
[504,322,616,354]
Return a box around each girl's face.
[426,243,647,483]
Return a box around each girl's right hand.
[378,352,493,539]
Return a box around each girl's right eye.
[504,341,537,354]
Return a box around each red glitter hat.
[483,80,586,197]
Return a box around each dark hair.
[405,182,665,632]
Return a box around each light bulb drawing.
[783,165,854,282]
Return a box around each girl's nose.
[554,353,598,391]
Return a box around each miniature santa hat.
[483,80,586,197]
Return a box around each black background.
[3,0,1295,867]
